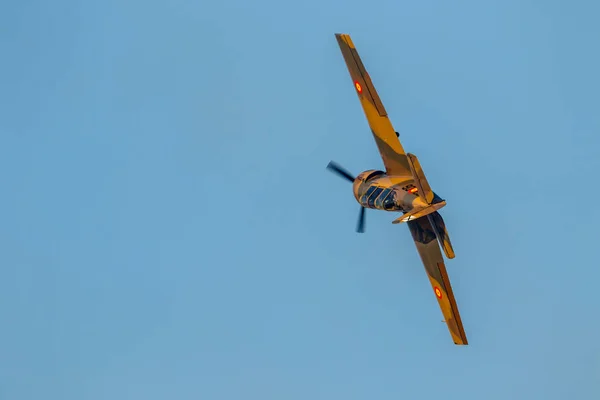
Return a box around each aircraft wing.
[407,215,468,345]
[335,33,412,177]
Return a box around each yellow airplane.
[327,33,468,345]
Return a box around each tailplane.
[391,201,446,224]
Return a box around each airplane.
[327,33,468,345]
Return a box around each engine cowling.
[352,169,385,201]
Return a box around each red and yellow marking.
[434,287,442,299]
[408,187,418,194]
[354,81,362,93]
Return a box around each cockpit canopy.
[364,170,385,181]
[356,169,385,182]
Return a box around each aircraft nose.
[352,179,361,200]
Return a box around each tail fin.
[406,153,434,204]
[405,153,454,258]
[428,211,455,259]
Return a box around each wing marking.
[407,215,468,345]
[335,33,412,177]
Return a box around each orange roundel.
[434,287,442,299]
[355,81,362,92]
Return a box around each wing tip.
[452,333,469,345]
[334,33,354,48]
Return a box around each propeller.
[326,161,366,233]
[326,161,354,182]
[356,205,366,233]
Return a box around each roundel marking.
[434,287,442,299]
[354,81,362,93]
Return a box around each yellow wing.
[335,33,412,177]
[407,215,468,345]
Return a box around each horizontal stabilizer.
[392,201,446,224]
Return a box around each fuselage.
[352,169,444,215]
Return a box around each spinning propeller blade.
[326,160,366,233]
[326,161,355,183]
[356,206,366,233]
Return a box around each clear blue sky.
[1,0,599,398]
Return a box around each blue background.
[1,1,599,398]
